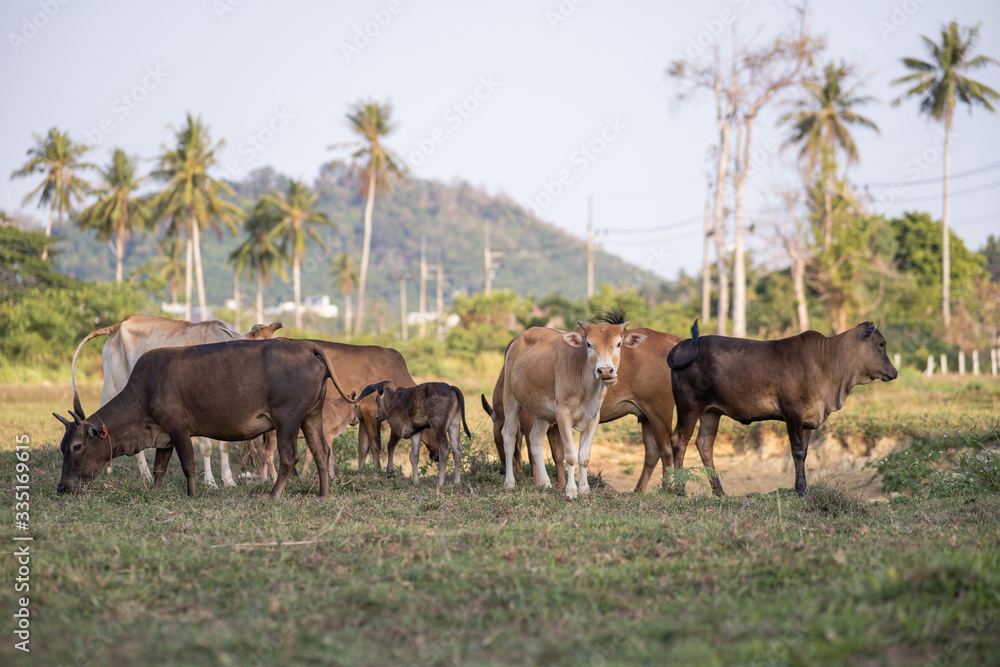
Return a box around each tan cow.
[70,315,283,486]
[501,321,647,498]
[483,317,680,492]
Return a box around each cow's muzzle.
[596,366,617,385]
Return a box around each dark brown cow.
[295,341,438,474]
[357,381,471,487]
[482,315,681,492]
[55,338,359,499]
[667,320,898,497]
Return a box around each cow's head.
[53,409,113,493]
[563,321,647,386]
[246,321,283,339]
[356,381,393,421]
[852,322,898,384]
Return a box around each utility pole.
[702,180,712,325]
[419,237,427,338]
[484,221,492,296]
[586,196,594,300]
[389,272,413,341]
[435,257,444,341]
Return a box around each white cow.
[70,315,283,486]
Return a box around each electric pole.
[419,237,427,338]
[389,272,413,341]
[484,220,503,296]
[586,196,594,300]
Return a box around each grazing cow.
[70,315,283,487]
[501,321,647,498]
[357,381,471,487]
[296,340,438,475]
[482,315,680,492]
[56,338,360,499]
[667,320,898,497]
[256,396,359,481]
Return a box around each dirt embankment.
[590,430,910,500]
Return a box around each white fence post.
[959,351,966,375]
[940,353,948,376]
[926,354,935,378]
[973,350,980,376]
[894,353,901,369]
[993,349,998,377]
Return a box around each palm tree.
[331,252,358,339]
[11,127,94,260]
[333,99,407,337]
[150,233,185,305]
[229,198,289,323]
[782,62,880,249]
[77,149,152,283]
[893,21,999,329]
[151,113,239,321]
[261,180,331,329]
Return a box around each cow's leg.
[500,400,522,491]
[576,413,601,497]
[408,433,421,486]
[259,431,277,481]
[199,437,217,488]
[692,413,724,496]
[301,418,329,498]
[356,415,370,471]
[434,425,450,488]
[134,451,153,481]
[269,426,300,500]
[546,424,566,487]
[527,418,553,490]
[152,447,172,487]
[386,431,401,479]
[669,407,702,496]
[301,442,315,477]
[635,417,673,493]
[553,409,578,498]
[450,420,462,486]
[786,417,809,497]
[169,429,198,498]
[219,441,237,487]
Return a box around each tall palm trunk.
[185,236,193,321]
[793,220,809,332]
[701,185,712,324]
[41,205,55,261]
[942,111,952,330]
[732,115,755,339]
[354,171,376,337]
[293,254,302,329]
[192,213,208,321]
[115,208,128,283]
[713,123,730,336]
[344,294,353,340]
[255,268,264,324]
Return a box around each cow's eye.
[73,443,82,452]
[879,342,885,349]
[617,341,622,348]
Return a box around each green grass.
[2,376,999,665]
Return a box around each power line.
[859,160,1000,188]
[881,178,1000,204]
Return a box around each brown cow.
[482,315,680,492]
[70,315,283,486]
[357,381,471,487]
[294,340,438,476]
[667,320,898,497]
[501,321,647,498]
[56,338,360,499]
[256,396,359,481]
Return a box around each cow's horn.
[53,412,71,426]
[69,410,84,424]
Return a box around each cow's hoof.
[503,479,516,491]
[387,471,396,479]
[222,478,237,488]
[204,478,218,489]
[565,484,578,499]
[578,484,590,496]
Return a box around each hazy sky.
[3,0,999,282]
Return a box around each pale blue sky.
[3,0,998,281]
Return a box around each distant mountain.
[51,166,664,315]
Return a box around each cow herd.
[54,310,898,500]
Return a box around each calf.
[502,322,647,498]
[667,320,898,497]
[356,381,471,488]
[56,338,359,499]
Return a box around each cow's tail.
[312,345,364,404]
[666,319,701,370]
[480,394,494,419]
[70,321,122,418]
[455,387,472,439]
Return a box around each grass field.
[2,374,999,666]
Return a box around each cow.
[666,320,898,497]
[501,320,647,498]
[55,338,361,499]
[356,381,471,488]
[295,340,438,476]
[70,315,283,487]
[482,313,680,492]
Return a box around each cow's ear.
[86,425,101,439]
[623,331,647,348]
[562,331,584,347]
[859,322,876,339]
